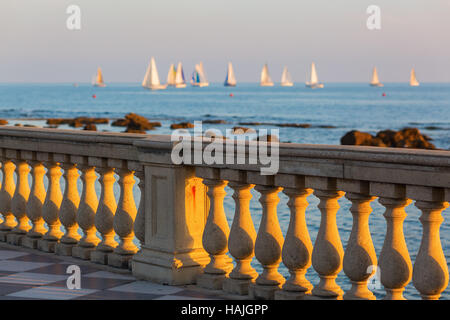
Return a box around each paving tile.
[174,289,223,299]
[0,250,29,260]
[49,277,135,290]
[84,270,136,280]
[153,295,210,300]
[0,283,35,295]
[7,286,98,300]
[0,260,53,272]
[73,290,161,300]
[108,281,184,295]
[0,272,68,286]
[7,253,62,263]
[26,263,99,275]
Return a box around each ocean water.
[0,82,449,299]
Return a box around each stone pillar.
[0,160,16,241]
[22,161,47,249]
[342,192,377,300]
[38,161,63,252]
[108,168,138,268]
[55,163,80,256]
[197,179,232,290]
[275,188,313,300]
[249,185,285,300]
[7,160,31,246]
[311,190,345,299]
[132,165,210,285]
[73,165,99,260]
[223,182,258,295]
[378,197,412,300]
[134,170,145,246]
[413,200,449,300]
[91,167,117,264]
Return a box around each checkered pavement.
[0,245,234,300]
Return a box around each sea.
[0,82,449,299]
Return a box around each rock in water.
[340,130,387,147]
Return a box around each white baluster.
[413,200,449,300]
[311,190,345,299]
[378,197,412,300]
[223,182,257,295]
[343,192,377,300]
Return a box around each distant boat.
[370,67,384,87]
[260,64,274,87]
[92,67,106,87]
[410,68,420,87]
[142,57,167,90]
[174,62,187,88]
[281,66,293,87]
[191,62,209,87]
[224,62,236,87]
[167,64,177,87]
[305,62,324,88]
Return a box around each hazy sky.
[1,0,450,83]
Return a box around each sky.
[1,0,450,83]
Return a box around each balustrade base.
[6,234,25,246]
[222,277,254,295]
[0,231,10,242]
[55,242,76,256]
[37,239,58,253]
[72,246,95,260]
[22,236,41,249]
[91,250,110,265]
[274,290,310,300]
[196,273,228,290]
[248,283,282,300]
[108,252,133,269]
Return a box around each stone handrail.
[0,126,449,300]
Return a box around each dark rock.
[125,128,146,134]
[203,119,228,124]
[341,130,386,147]
[232,126,256,134]
[276,123,311,128]
[112,113,159,132]
[83,123,97,131]
[254,134,280,142]
[170,122,195,129]
[0,119,9,125]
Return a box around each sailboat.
[167,64,177,87]
[280,66,293,87]
[370,67,384,87]
[260,64,274,87]
[174,62,187,88]
[191,62,209,87]
[224,62,236,87]
[142,57,167,90]
[410,68,420,87]
[305,62,324,88]
[92,67,106,87]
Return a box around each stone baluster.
[133,170,145,246]
[249,185,285,300]
[23,161,47,249]
[38,161,63,252]
[73,165,99,259]
[0,160,16,241]
[342,193,377,300]
[55,163,80,256]
[108,168,138,268]
[311,190,345,299]
[413,200,449,300]
[197,179,232,289]
[378,197,412,300]
[7,160,31,246]
[91,167,117,264]
[276,187,313,300]
[223,182,257,295]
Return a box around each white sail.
[224,62,236,86]
[281,66,293,86]
[260,64,274,86]
[305,62,324,88]
[175,62,186,88]
[370,67,383,87]
[191,62,209,87]
[142,57,167,90]
[93,67,106,87]
[167,64,176,86]
[410,68,420,86]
